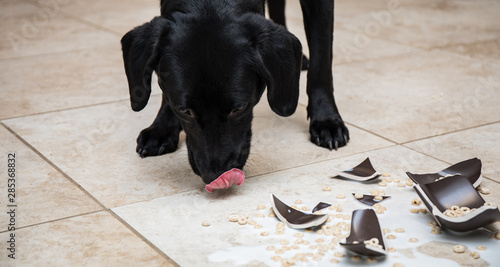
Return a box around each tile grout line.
[107,209,181,267]
[399,120,500,146]
[0,122,107,210]
[0,210,104,234]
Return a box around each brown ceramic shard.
[352,193,391,206]
[333,157,381,181]
[270,194,329,229]
[413,175,500,232]
[406,158,482,187]
[340,209,387,257]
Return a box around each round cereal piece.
[480,187,490,195]
[276,230,284,235]
[255,213,265,218]
[388,247,396,252]
[337,193,346,199]
[292,244,299,250]
[330,258,339,264]
[410,208,419,214]
[283,245,291,251]
[419,208,428,214]
[378,181,387,187]
[294,199,303,204]
[302,240,310,245]
[342,214,351,220]
[409,238,418,243]
[238,218,247,225]
[397,182,405,187]
[260,231,269,236]
[323,186,331,191]
[316,238,325,243]
[334,251,345,257]
[383,172,391,177]
[393,178,400,183]
[301,206,310,211]
[383,228,391,234]
[406,181,414,186]
[312,256,322,261]
[370,238,379,244]
[257,204,266,210]
[271,255,281,261]
[367,257,377,263]
[375,209,385,214]
[387,234,396,239]
[428,221,437,227]
[370,189,378,195]
[374,195,383,201]
[470,251,480,259]
[352,255,361,261]
[451,205,460,211]
[295,238,303,244]
[248,220,256,225]
[411,198,422,206]
[309,245,317,250]
[329,205,336,210]
[395,228,405,233]
[313,211,323,215]
[294,232,304,238]
[453,245,465,253]
[354,241,360,244]
[335,214,343,218]
[229,215,240,222]
[276,222,285,228]
[275,248,284,254]
[267,245,276,251]
[202,221,211,227]
[445,210,457,217]
[431,229,441,235]
[385,177,393,183]
[354,193,364,199]
[254,224,263,229]
[281,240,290,245]
[336,204,343,212]
[476,245,487,251]
[393,263,404,267]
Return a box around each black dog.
[121,0,349,184]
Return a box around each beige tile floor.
[1,0,499,266]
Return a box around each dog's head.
[121,12,302,184]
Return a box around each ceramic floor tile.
[0,0,118,59]
[335,0,500,49]
[0,211,175,266]
[329,49,500,144]
[0,46,135,119]
[3,94,392,208]
[405,123,500,182]
[56,0,160,36]
[0,125,102,231]
[442,38,500,60]
[114,145,500,266]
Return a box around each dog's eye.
[230,103,248,116]
[178,108,194,117]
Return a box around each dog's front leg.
[136,96,182,157]
[300,0,349,150]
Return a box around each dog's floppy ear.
[247,17,302,117]
[121,17,169,111]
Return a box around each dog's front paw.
[309,116,349,150]
[136,125,180,158]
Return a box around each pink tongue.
[205,168,245,193]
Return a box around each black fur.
[121,0,349,184]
